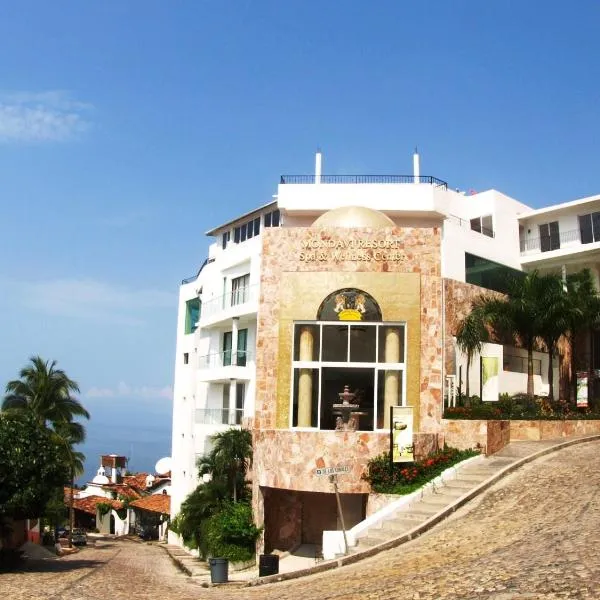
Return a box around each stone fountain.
[333,385,367,431]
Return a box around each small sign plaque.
[314,465,351,477]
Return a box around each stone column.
[298,327,314,427]
[383,327,401,429]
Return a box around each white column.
[315,150,322,185]
[228,379,237,425]
[413,148,420,184]
[562,264,567,292]
[231,318,239,366]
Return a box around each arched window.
[291,288,405,432]
[317,288,382,322]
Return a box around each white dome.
[92,474,110,485]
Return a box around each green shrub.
[362,446,480,495]
[202,502,261,562]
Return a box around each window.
[253,217,260,236]
[465,253,524,295]
[539,221,560,252]
[222,382,245,425]
[290,321,406,431]
[470,215,494,238]
[579,212,600,244]
[183,353,189,365]
[233,215,263,244]
[264,209,280,228]
[222,231,231,250]
[222,328,248,366]
[503,353,541,376]
[231,274,250,306]
[184,298,201,334]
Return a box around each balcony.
[197,350,254,382]
[520,228,600,265]
[199,284,259,328]
[195,408,244,426]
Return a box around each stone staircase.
[351,448,535,552]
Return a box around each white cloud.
[0,90,92,142]
[18,278,176,325]
[85,382,172,400]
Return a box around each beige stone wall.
[441,419,510,455]
[510,419,600,440]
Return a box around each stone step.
[453,471,494,481]
[442,479,476,490]
[386,511,429,523]
[419,493,456,507]
[357,534,391,548]
[380,517,424,532]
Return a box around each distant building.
[170,152,600,551]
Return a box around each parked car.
[71,529,87,546]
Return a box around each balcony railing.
[279,174,448,189]
[520,229,583,253]
[181,257,215,285]
[198,350,253,369]
[195,408,244,426]
[200,284,259,320]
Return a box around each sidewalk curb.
[246,434,600,587]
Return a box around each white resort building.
[169,152,600,551]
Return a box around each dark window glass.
[254,217,260,236]
[222,231,230,249]
[592,212,600,242]
[272,209,280,227]
[540,221,560,252]
[264,212,272,227]
[580,214,593,244]
[465,253,524,295]
[349,326,377,362]
[183,353,189,365]
[293,324,321,361]
[234,227,241,243]
[322,325,348,362]
[470,218,482,233]
[223,331,232,366]
[237,329,248,366]
[247,221,254,239]
[240,223,247,242]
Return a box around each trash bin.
[259,553,279,577]
[209,557,229,583]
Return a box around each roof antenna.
[413,147,420,183]
[315,148,322,185]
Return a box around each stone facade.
[442,419,510,455]
[510,419,600,440]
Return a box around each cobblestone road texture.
[2,441,600,599]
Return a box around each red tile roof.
[122,473,150,492]
[72,495,123,515]
[130,494,171,515]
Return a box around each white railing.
[198,350,253,369]
[195,408,244,426]
[520,228,583,254]
[200,284,259,320]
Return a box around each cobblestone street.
[3,441,600,599]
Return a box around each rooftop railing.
[181,257,215,285]
[279,174,448,189]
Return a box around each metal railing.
[198,350,253,369]
[520,228,582,253]
[279,174,448,189]
[446,214,495,238]
[181,257,215,285]
[195,408,244,426]
[200,284,259,319]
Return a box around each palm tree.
[3,356,89,428]
[479,271,557,398]
[455,308,488,398]
[202,428,252,503]
[534,274,570,401]
[565,269,600,403]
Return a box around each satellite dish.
[155,457,172,475]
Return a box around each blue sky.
[1,1,599,481]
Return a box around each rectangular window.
[465,253,524,294]
[253,217,260,236]
[183,353,189,365]
[223,331,232,366]
[222,384,230,425]
[237,328,248,366]
[539,221,560,252]
[264,212,272,227]
[234,226,241,244]
[235,383,245,424]
[184,298,200,334]
[222,231,230,250]
[231,274,250,306]
[579,212,600,244]
[247,220,254,239]
[264,209,281,228]
[470,215,494,237]
[503,353,542,376]
[240,223,247,242]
